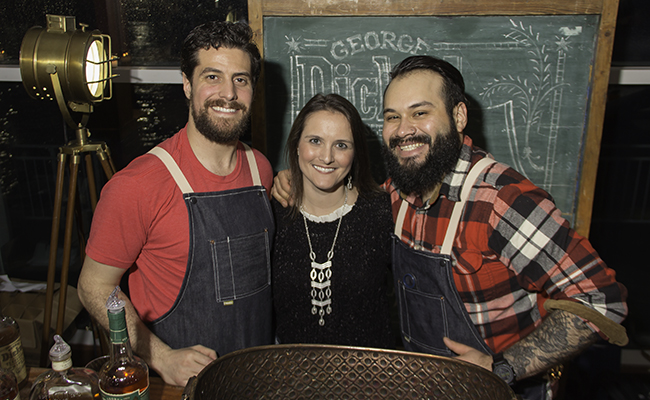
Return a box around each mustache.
[205,99,247,111]
[388,134,432,150]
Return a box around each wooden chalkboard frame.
[248,0,619,238]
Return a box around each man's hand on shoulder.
[271,169,293,207]
[150,344,217,387]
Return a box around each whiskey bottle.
[0,366,19,400]
[29,335,99,400]
[97,287,149,400]
[0,311,26,387]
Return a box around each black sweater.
[272,192,394,349]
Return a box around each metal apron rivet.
[403,273,416,289]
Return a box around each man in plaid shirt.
[273,55,627,399]
[380,56,627,399]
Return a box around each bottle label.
[0,337,27,383]
[100,385,149,400]
[52,357,73,371]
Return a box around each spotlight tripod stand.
[18,13,117,365]
[41,113,116,366]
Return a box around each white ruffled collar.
[300,202,354,223]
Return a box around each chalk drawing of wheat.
[480,19,570,189]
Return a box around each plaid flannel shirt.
[383,135,627,353]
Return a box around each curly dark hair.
[181,21,261,87]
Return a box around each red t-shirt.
[85,127,273,322]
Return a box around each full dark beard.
[382,128,462,197]
[192,99,251,144]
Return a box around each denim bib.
[147,144,274,356]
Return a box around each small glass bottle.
[29,335,100,400]
[98,287,149,400]
[0,366,19,400]
[0,311,27,387]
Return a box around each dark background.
[0,1,648,398]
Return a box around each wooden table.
[20,367,186,400]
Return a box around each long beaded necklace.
[301,186,348,326]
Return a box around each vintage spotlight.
[20,14,113,120]
[19,15,117,366]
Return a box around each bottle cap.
[106,286,126,314]
[49,334,71,362]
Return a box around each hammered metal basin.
[184,344,517,400]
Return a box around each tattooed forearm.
[504,309,599,380]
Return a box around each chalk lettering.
[351,77,378,120]
[364,31,381,51]
[397,34,414,53]
[411,37,431,54]
[347,34,365,56]
[381,31,398,51]
[330,40,348,60]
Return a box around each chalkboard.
[248,0,620,237]
[262,15,597,225]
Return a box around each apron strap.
[242,143,262,187]
[149,143,263,194]
[393,199,410,237]
[393,157,497,254]
[148,146,194,194]
[441,157,497,255]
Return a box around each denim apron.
[146,144,274,357]
[392,157,495,356]
[392,157,549,400]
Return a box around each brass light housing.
[19,14,112,116]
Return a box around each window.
[0,0,247,281]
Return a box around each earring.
[347,175,353,190]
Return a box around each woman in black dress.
[272,93,394,348]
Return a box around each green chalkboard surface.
[263,15,599,225]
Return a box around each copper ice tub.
[182,344,517,399]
